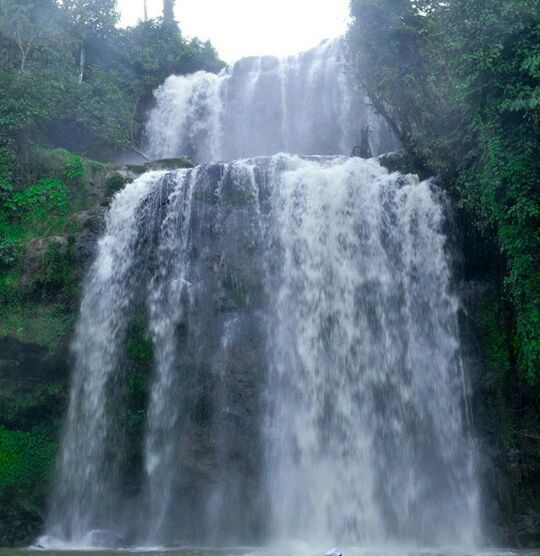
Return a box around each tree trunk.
[130,98,139,149]
[78,43,86,84]
[16,26,31,73]
[143,0,148,20]
[163,0,175,23]
[20,48,27,72]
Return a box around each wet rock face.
[0,505,42,547]
[459,272,540,548]
[164,170,267,543]
[88,529,124,548]
[73,208,106,278]
[41,164,272,546]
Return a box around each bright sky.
[118,0,350,63]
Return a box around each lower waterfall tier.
[43,155,480,548]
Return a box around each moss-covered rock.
[0,303,73,351]
[106,174,131,198]
[0,332,68,546]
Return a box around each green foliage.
[463,120,540,381]
[122,18,224,92]
[0,0,57,72]
[0,148,80,347]
[75,67,133,149]
[2,178,70,246]
[31,148,88,189]
[6,178,68,218]
[349,0,540,384]
[0,148,88,278]
[0,427,57,501]
[64,153,84,181]
[0,69,71,138]
[479,291,513,379]
[0,237,16,269]
[0,302,74,349]
[0,384,65,437]
[0,141,15,190]
[106,173,129,197]
[62,0,119,39]
[36,237,77,298]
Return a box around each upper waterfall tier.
[143,40,397,163]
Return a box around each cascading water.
[44,155,480,549]
[144,168,197,542]
[45,172,168,544]
[143,39,396,163]
[263,158,478,545]
[43,29,481,552]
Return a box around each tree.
[163,0,175,24]
[348,0,448,175]
[0,0,223,160]
[61,0,119,83]
[0,0,42,72]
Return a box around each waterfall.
[143,40,396,163]
[144,168,197,542]
[263,157,478,545]
[44,155,480,548]
[45,172,168,543]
